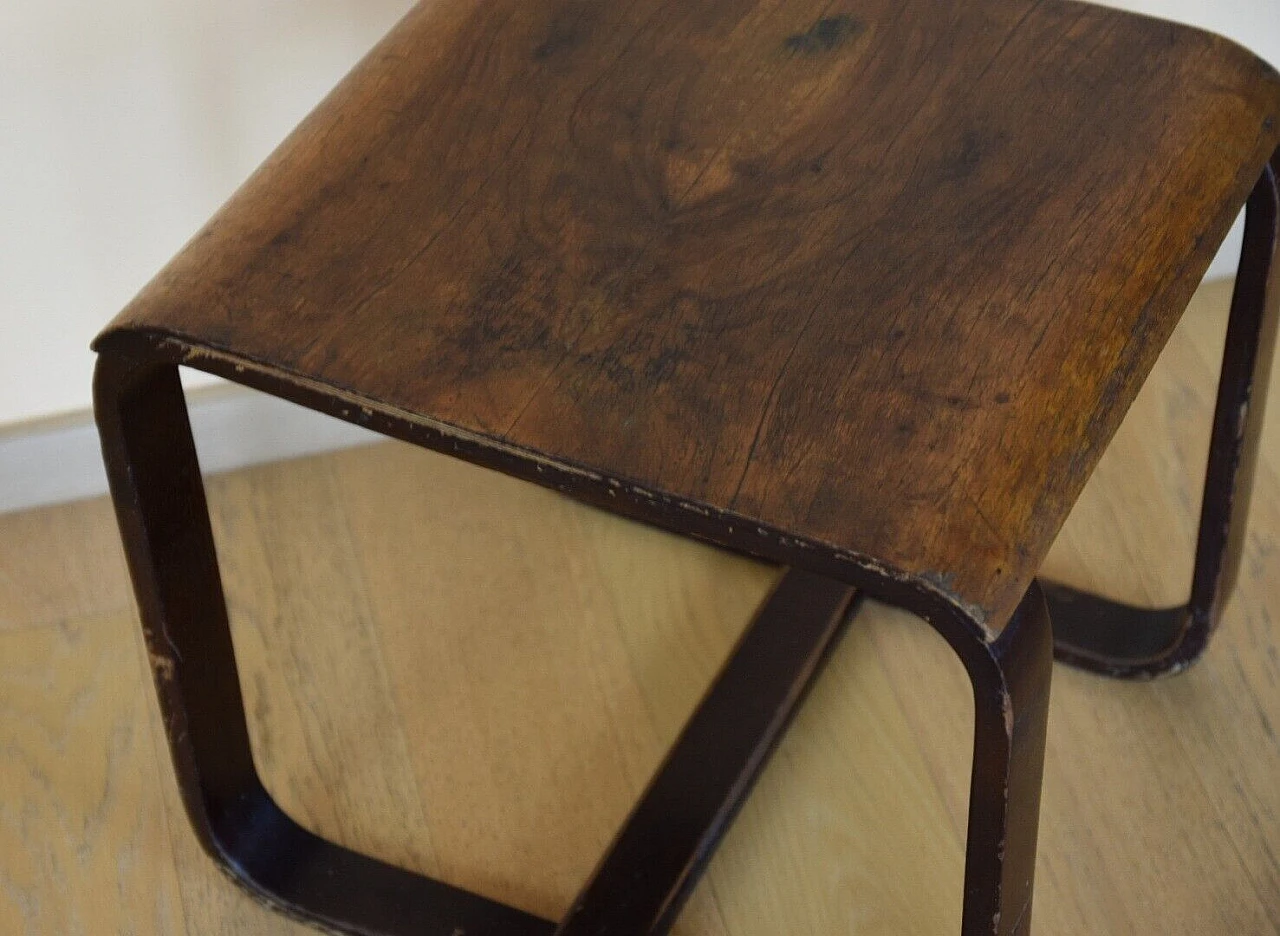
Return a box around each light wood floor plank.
[0,613,187,935]
[0,498,132,630]
[206,460,440,876]
[333,443,743,928]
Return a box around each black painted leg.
[96,354,555,936]
[957,584,1053,936]
[556,571,859,936]
[1045,150,1280,679]
[96,350,862,936]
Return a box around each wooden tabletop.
[96,0,1280,633]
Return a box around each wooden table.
[93,1,1280,933]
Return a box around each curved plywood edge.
[95,0,1280,631]
[94,326,998,652]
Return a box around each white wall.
[1,0,415,428]
[1,0,1277,431]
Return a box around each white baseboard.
[0,382,380,515]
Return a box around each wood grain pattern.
[8,282,1276,931]
[0,498,132,630]
[0,613,186,935]
[94,0,1280,631]
[206,460,441,876]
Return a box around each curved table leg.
[1044,149,1280,679]
[95,349,862,936]
[953,584,1053,936]
[96,353,556,936]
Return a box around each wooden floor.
[2,280,1278,934]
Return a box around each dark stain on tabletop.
[533,6,593,61]
[784,15,862,55]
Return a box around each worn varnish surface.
[94,0,1280,628]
